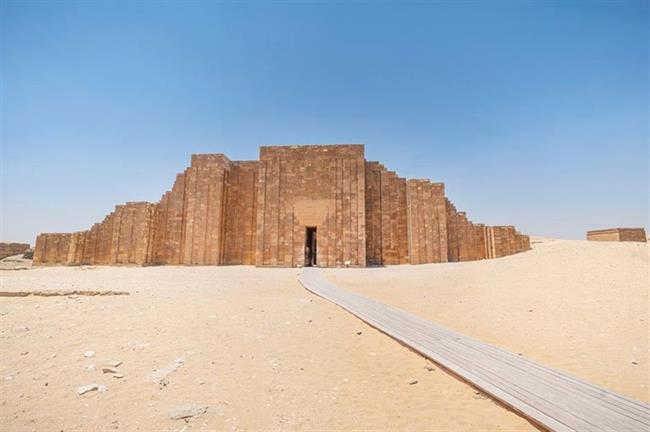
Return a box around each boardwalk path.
[298,268,650,432]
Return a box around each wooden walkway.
[298,268,650,432]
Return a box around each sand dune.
[0,237,646,430]
[0,268,531,431]
[326,237,649,403]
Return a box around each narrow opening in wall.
[305,227,317,267]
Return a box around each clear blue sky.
[1,1,648,244]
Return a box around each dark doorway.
[305,227,317,267]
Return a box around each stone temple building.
[33,144,530,267]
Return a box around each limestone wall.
[152,174,185,264]
[407,193,528,264]
[223,161,259,265]
[179,155,230,265]
[33,202,156,266]
[445,200,460,262]
[255,145,366,267]
[587,228,647,242]
[0,242,30,260]
[618,229,647,242]
[483,226,529,258]
[150,155,231,265]
[364,162,383,265]
[406,180,448,264]
[473,224,487,260]
[456,212,477,262]
[34,233,69,265]
[365,163,409,265]
[33,144,530,267]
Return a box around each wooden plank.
[321,282,647,431]
[350,298,648,429]
[298,268,650,432]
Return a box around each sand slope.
[1,267,531,431]
[1,238,646,431]
[326,238,649,403]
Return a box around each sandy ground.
[326,237,650,403]
[0,254,32,271]
[0,238,646,431]
[1,266,532,431]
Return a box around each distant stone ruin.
[587,228,647,243]
[0,243,31,260]
[33,144,530,267]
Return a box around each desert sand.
[0,237,647,431]
[0,254,32,271]
[326,237,649,403]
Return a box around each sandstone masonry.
[587,228,647,243]
[0,242,31,260]
[33,145,530,267]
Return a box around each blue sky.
[1,1,648,243]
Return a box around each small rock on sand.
[77,383,100,395]
[424,364,435,371]
[77,383,108,394]
[106,360,123,367]
[408,379,418,385]
[102,367,118,374]
[84,350,95,358]
[150,357,185,385]
[168,404,208,420]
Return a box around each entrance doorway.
[305,227,317,267]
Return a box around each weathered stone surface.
[0,243,30,260]
[149,357,185,386]
[366,163,409,265]
[406,180,447,264]
[77,383,106,395]
[33,144,530,267]
[255,145,367,267]
[168,404,208,420]
[587,228,647,242]
[223,161,259,265]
